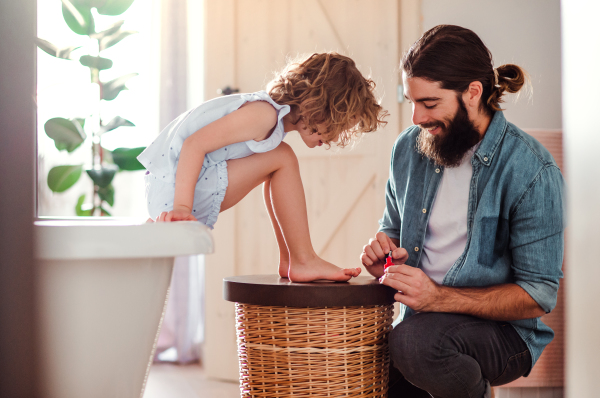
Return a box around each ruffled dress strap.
[240,91,291,153]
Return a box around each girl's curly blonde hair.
[267,52,388,147]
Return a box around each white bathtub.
[34,218,213,398]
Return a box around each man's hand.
[380,264,442,312]
[361,232,408,278]
[156,207,198,222]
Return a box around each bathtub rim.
[34,217,214,260]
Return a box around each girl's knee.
[272,142,299,167]
[273,141,294,156]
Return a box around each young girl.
[138,52,387,282]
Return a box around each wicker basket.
[235,303,394,397]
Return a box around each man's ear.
[462,81,484,110]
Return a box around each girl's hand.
[156,208,198,222]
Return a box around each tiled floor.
[143,363,240,398]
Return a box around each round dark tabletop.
[223,274,397,307]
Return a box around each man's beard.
[417,97,482,168]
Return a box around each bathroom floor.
[143,363,240,398]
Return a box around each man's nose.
[411,105,427,126]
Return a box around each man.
[361,25,565,398]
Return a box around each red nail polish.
[384,251,393,269]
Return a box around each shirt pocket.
[478,216,510,267]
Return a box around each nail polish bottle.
[384,251,393,270]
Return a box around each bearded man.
[361,25,565,398]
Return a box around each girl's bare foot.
[278,257,290,278]
[288,254,361,282]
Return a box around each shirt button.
[422,209,427,214]
[415,247,419,252]
[435,168,440,173]
[484,156,489,162]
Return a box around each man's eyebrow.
[404,94,441,102]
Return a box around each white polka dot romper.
[137,91,290,229]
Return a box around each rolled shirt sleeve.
[378,177,401,241]
[509,165,565,313]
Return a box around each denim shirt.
[379,111,565,368]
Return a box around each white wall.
[421,0,562,130]
[562,1,600,397]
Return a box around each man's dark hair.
[401,25,528,116]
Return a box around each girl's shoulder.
[187,90,287,119]
[238,91,290,117]
[239,91,291,154]
[237,100,278,131]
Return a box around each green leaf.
[90,20,124,39]
[99,116,135,135]
[98,184,115,206]
[62,0,133,24]
[86,167,117,188]
[101,73,138,100]
[93,0,136,16]
[111,147,146,170]
[35,38,59,57]
[80,55,113,70]
[48,165,83,193]
[99,206,113,216]
[74,118,86,129]
[75,194,93,216]
[36,38,81,60]
[61,0,95,36]
[44,117,86,153]
[57,45,82,59]
[99,29,137,51]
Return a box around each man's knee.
[389,313,442,379]
[389,313,474,379]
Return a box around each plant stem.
[92,36,102,215]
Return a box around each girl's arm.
[159,101,278,222]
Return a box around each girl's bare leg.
[263,179,290,278]
[221,143,360,282]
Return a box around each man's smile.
[420,123,443,135]
[426,126,441,135]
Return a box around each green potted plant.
[36,0,146,216]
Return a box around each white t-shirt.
[420,145,479,284]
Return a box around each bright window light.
[36,0,160,218]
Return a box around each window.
[36,0,160,217]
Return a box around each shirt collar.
[474,111,508,167]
